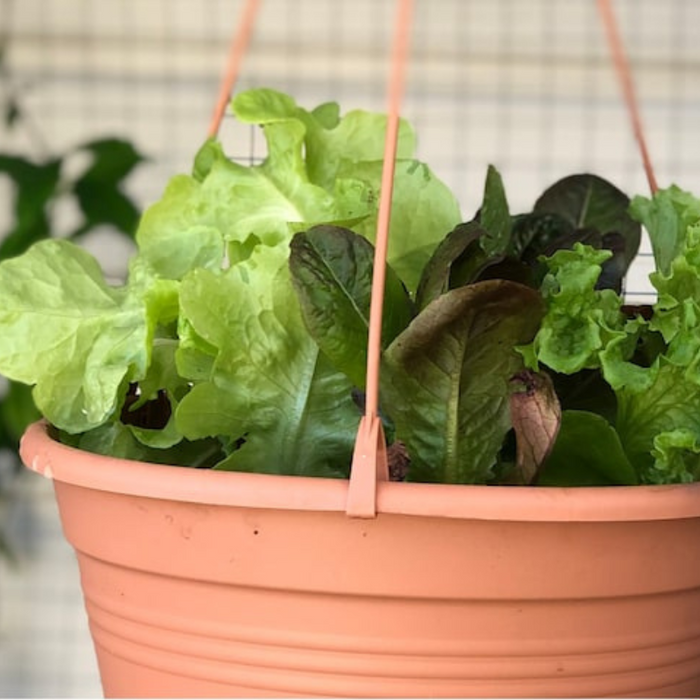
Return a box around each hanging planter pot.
[7,0,700,696]
[21,420,700,697]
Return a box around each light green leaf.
[0,240,149,432]
[630,184,700,276]
[231,87,299,123]
[301,109,416,191]
[138,135,344,280]
[125,339,188,449]
[342,159,462,291]
[134,173,225,280]
[175,315,217,382]
[649,429,700,484]
[232,87,416,190]
[523,243,626,376]
[647,223,700,380]
[616,360,700,473]
[310,101,340,129]
[231,88,461,291]
[176,244,360,477]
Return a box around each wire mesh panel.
[1,0,699,695]
[5,1,699,290]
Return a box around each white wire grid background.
[0,0,699,696]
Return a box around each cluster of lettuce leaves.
[1,87,700,487]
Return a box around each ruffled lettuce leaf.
[526,187,700,484]
[648,223,700,377]
[612,224,700,476]
[615,361,700,474]
[0,240,153,433]
[231,88,461,290]
[630,185,700,276]
[133,174,226,280]
[649,429,700,484]
[520,243,628,375]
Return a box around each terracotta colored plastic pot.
[21,420,700,698]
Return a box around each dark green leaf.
[4,98,21,129]
[547,369,618,424]
[70,138,145,239]
[0,380,40,446]
[289,225,413,388]
[0,155,62,259]
[474,257,535,287]
[539,410,638,486]
[124,339,189,449]
[478,164,511,256]
[414,220,487,311]
[382,280,545,484]
[533,174,641,271]
[62,422,224,468]
[510,211,574,260]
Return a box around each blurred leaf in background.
[70,138,145,240]
[0,36,147,558]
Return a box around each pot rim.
[20,420,700,523]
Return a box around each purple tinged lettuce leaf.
[414,220,487,312]
[508,370,561,485]
[381,280,544,484]
[534,173,641,270]
[289,225,413,389]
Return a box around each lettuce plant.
[0,86,699,487]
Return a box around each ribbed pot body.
[22,421,700,697]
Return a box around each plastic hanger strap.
[346,0,414,518]
[207,0,261,139]
[597,0,658,194]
